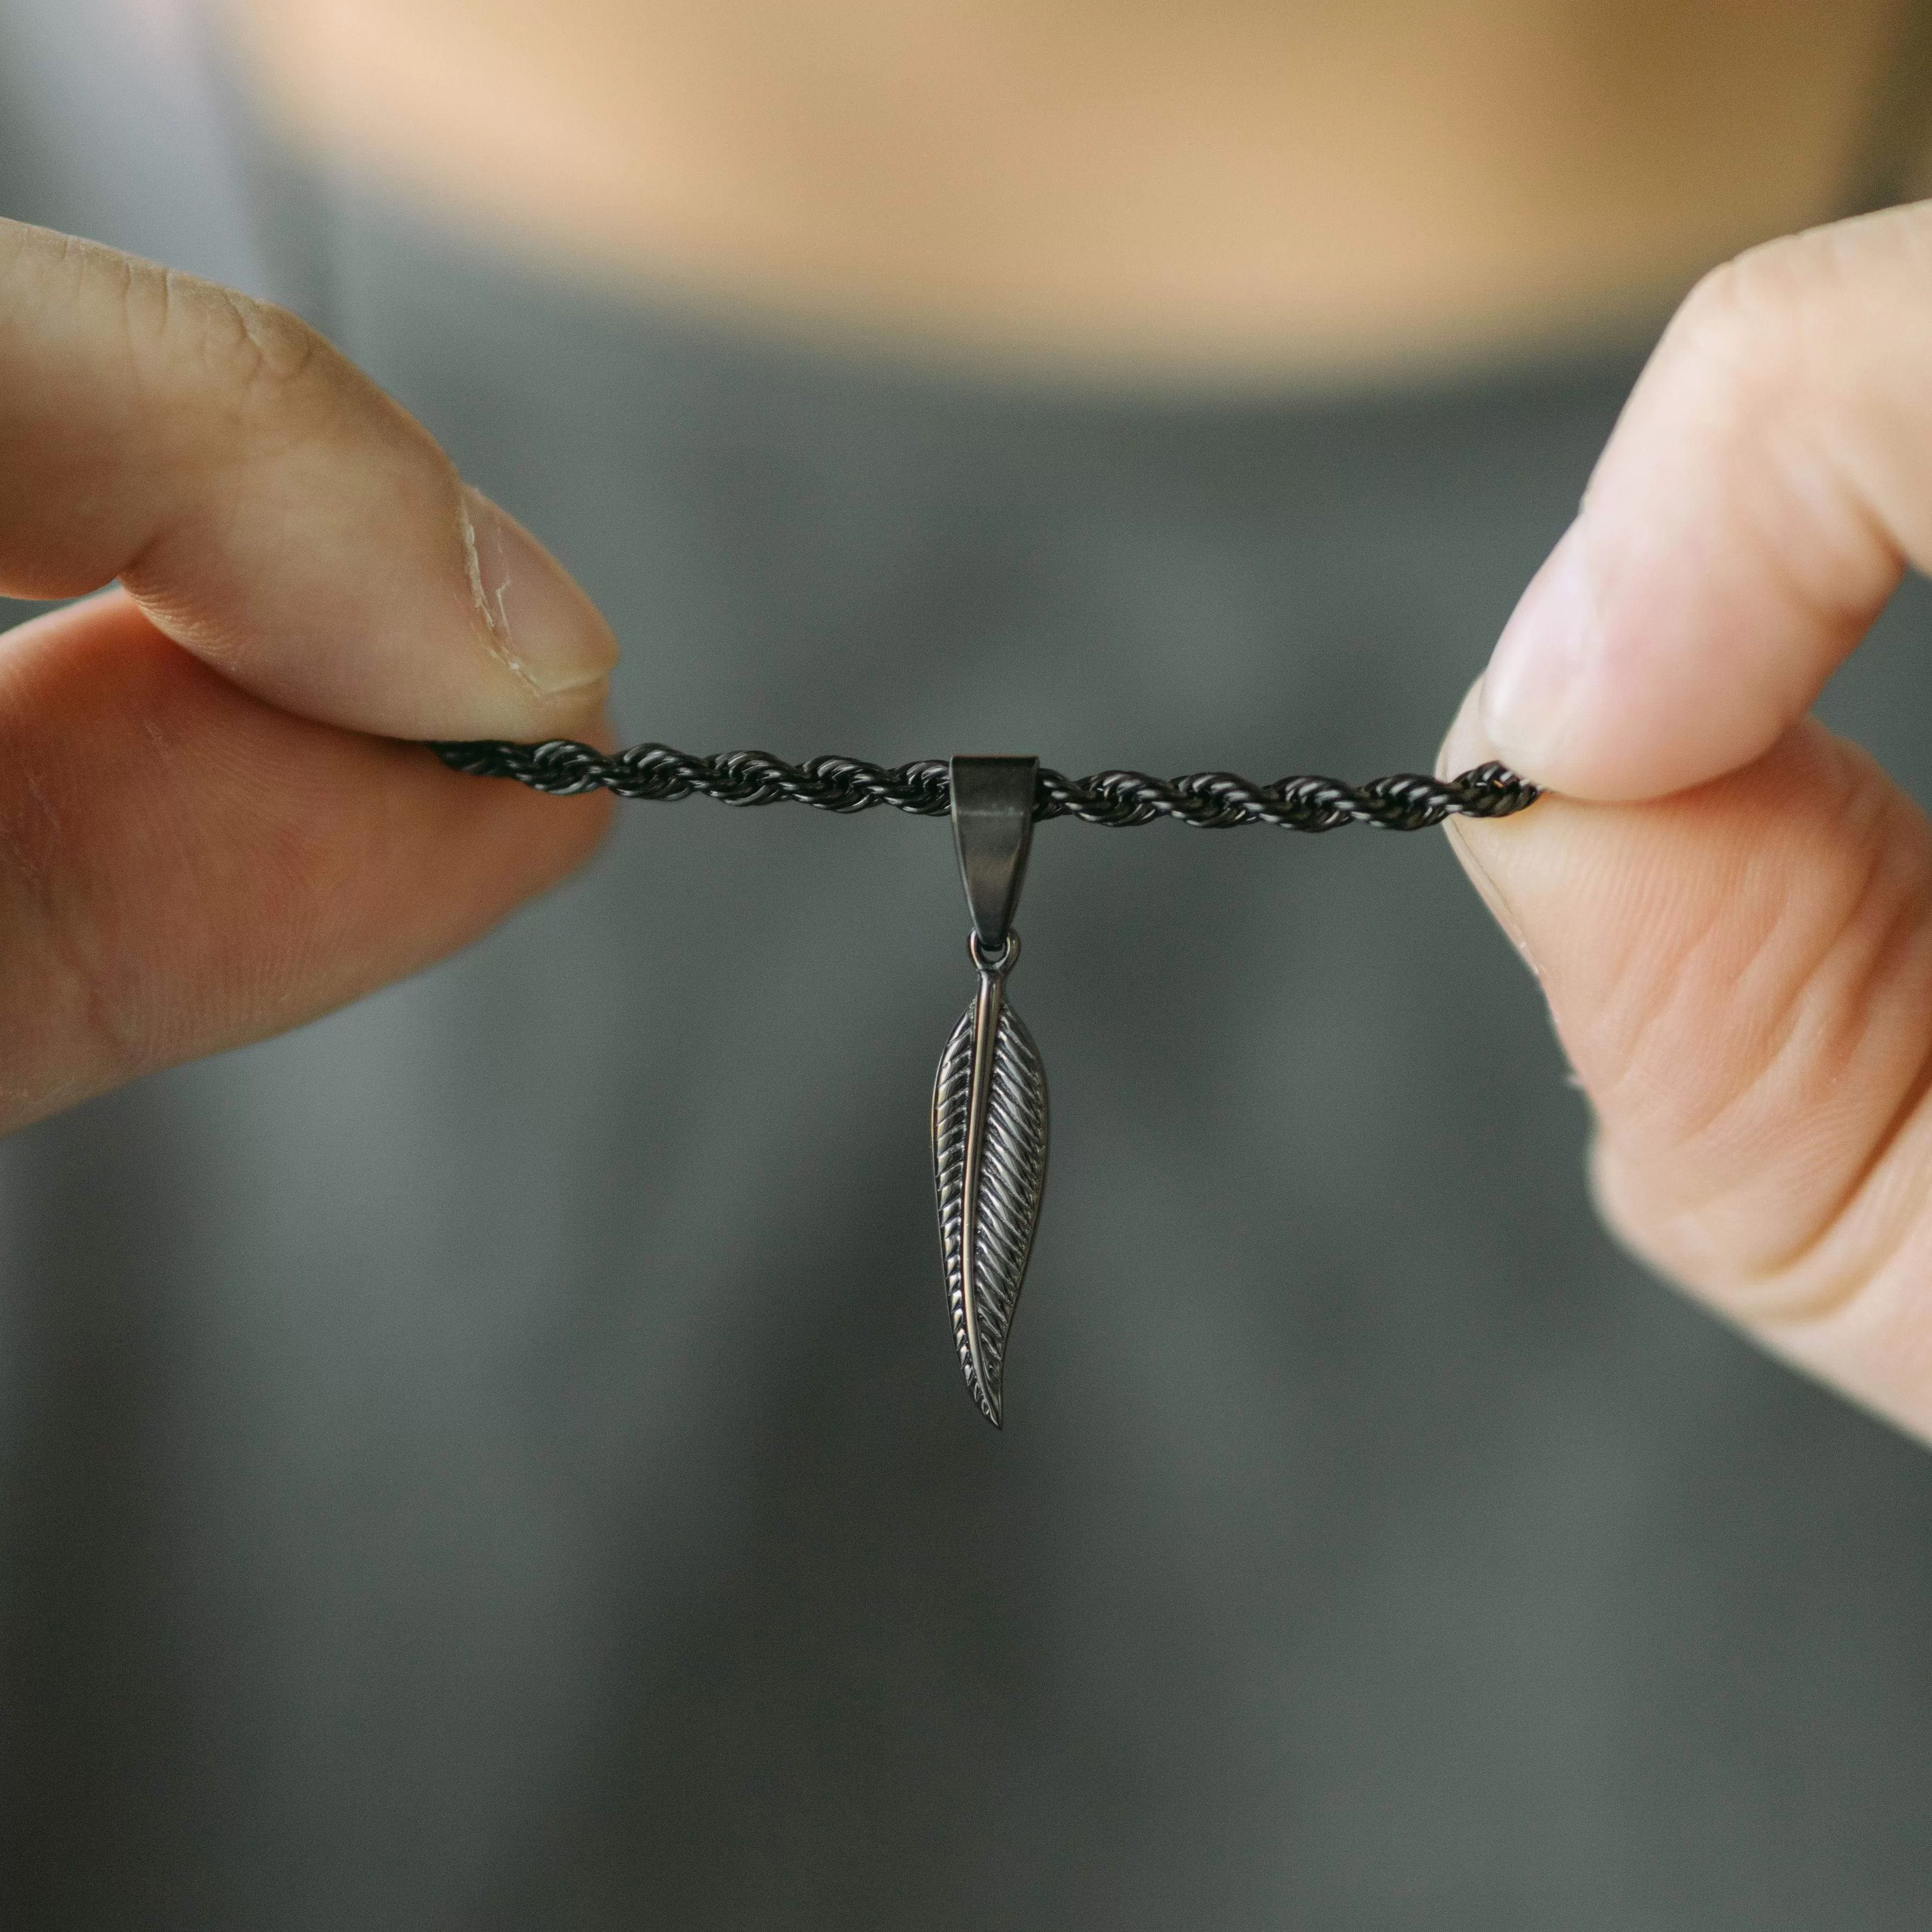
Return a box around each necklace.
[436,738,1540,1425]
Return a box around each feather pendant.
[933,969,1050,1427]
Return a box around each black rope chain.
[431,740,1540,832]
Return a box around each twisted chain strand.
[431,740,1540,830]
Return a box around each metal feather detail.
[933,975,1049,1427]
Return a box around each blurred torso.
[226,0,1911,380]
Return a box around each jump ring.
[968,932,1021,974]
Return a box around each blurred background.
[6,2,1932,1926]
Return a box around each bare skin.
[1439,202,1932,1447]
[0,221,614,1131]
[13,2,1932,1451]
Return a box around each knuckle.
[85,245,329,421]
[1660,244,1809,404]
[159,274,325,406]
[196,283,323,396]
[1659,211,1932,409]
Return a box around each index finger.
[1480,203,1932,802]
[0,216,616,738]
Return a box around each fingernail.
[1482,520,1597,776]
[461,485,619,699]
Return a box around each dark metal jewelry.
[431,740,1539,831]
[935,757,1049,1428]
[434,738,1541,1425]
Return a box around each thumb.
[1,216,617,738]
[1440,686,1932,1446]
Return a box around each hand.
[1441,200,1932,1448]
[0,218,616,1135]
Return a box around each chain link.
[431,740,1540,832]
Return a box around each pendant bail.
[949,756,1038,955]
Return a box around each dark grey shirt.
[7,11,1932,1927]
